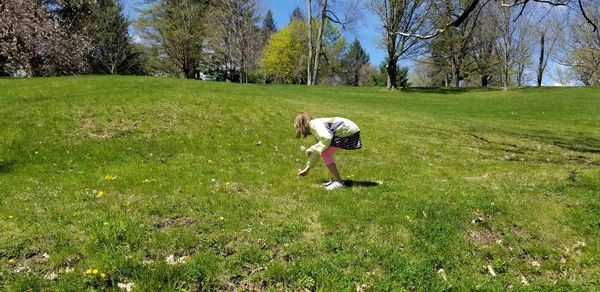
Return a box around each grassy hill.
[1,76,599,290]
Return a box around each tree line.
[1,0,598,88]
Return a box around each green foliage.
[262,9,277,33]
[136,0,208,78]
[0,76,600,289]
[89,0,145,75]
[341,39,370,86]
[260,19,347,85]
[290,6,306,22]
[373,61,410,88]
[259,20,308,84]
[315,21,347,85]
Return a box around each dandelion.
[85,268,92,275]
[92,269,98,275]
[103,222,109,226]
[96,191,105,198]
[208,160,213,164]
[219,216,224,221]
[100,273,107,279]
[8,215,13,219]
[85,188,90,192]
[8,259,15,264]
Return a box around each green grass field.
[1,76,599,290]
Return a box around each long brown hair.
[293,112,311,138]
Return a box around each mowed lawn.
[1,76,599,290]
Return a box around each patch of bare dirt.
[154,215,196,229]
[468,228,502,247]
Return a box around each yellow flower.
[208,160,213,164]
[8,259,15,264]
[104,175,111,180]
[103,222,109,226]
[219,216,224,221]
[92,269,98,275]
[8,215,13,219]
[85,268,92,275]
[85,188,90,192]
[100,273,107,279]
[96,191,105,198]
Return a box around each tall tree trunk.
[537,32,545,87]
[516,65,524,86]
[311,0,327,86]
[481,76,489,87]
[306,0,313,86]
[503,52,509,90]
[452,61,460,87]
[386,57,398,90]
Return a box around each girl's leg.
[321,147,342,182]
[326,162,342,183]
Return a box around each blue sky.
[262,0,387,66]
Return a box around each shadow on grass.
[344,180,381,188]
[401,87,502,95]
[507,130,600,154]
[0,160,15,173]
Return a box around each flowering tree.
[0,0,90,76]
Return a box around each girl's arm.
[305,121,332,169]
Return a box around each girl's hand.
[298,167,309,177]
[304,150,312,157]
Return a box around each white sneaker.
[323,179,334,186]
[325,181,344,190]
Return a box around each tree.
[368,0,433,89]
[564,1,600,85]
[373,59,409,87]
[260,20,308,84]
[0,0,90,76]
[137,0,208,78]
[410,56,440,87]
[291,6,306,22]
[306,0,358,86]
[208,0,261,83]
[534,12,566,86]
[306,0,326,86]
[263,9,277,32]
[341,39,370,86]
[494,3,535,89]
[394,0,597,40]
[261,9,277,49]
[512,13,535,86]
[89,0,141,74]
[316,22,347,85]
[430,0,487,87]
[468,5,499,87]
[358,64,378,86]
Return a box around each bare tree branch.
[399,0,597,39]
[578,0,598,31]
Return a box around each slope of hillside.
[1,76,599,290]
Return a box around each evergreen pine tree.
[341,39,370,86]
